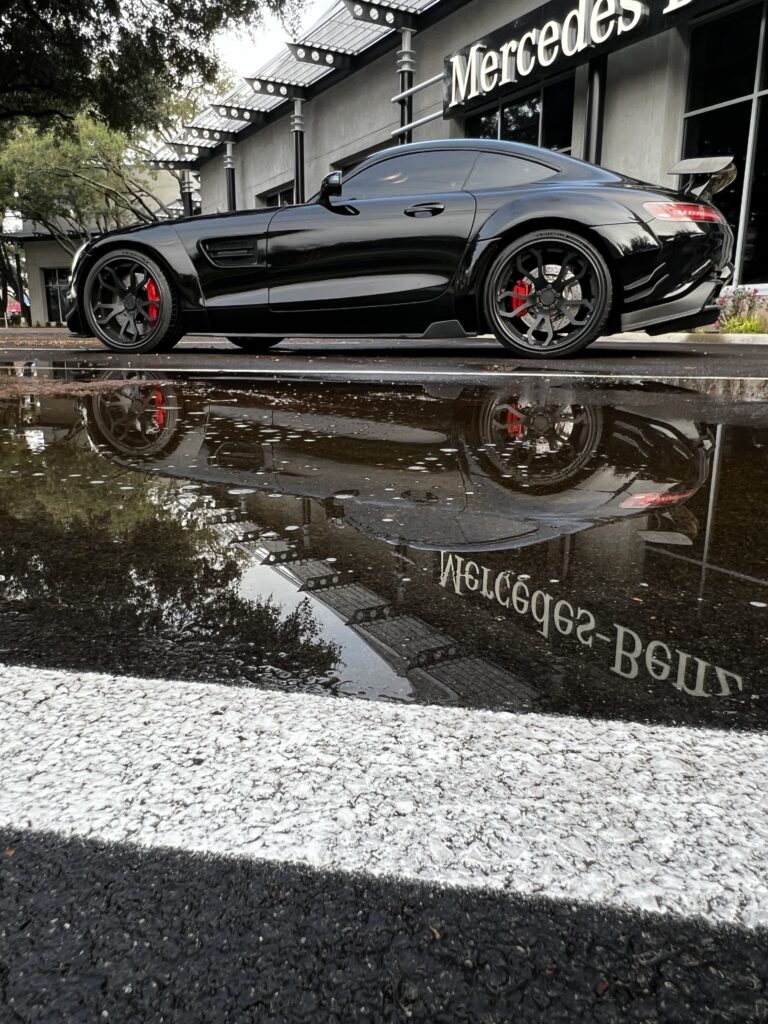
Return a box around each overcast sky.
[214,0,331,79]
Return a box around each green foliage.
[720,282,765,321]
[0,114,176,254]
[718,314,763,334]
[0,0,304,134]
[0,407,340,682]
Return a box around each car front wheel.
[228,337,283,352]
[83,249,180,353]
[483,230,612,357]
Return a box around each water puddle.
[1,361,766,729]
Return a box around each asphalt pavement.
[1,332,767,1023]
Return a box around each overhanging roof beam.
[342,0,414,30]
[147,159,198,171]
[209,104,265,124]
[246,77,307,101]
[286,42,351,70]
[170,142,211,159]
[182,125,238,144]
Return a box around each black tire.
[83,248,181,354]
[228,337,283,352]
[483,229,612,358]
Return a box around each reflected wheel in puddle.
[477,395,603,491]
[484,230,612,357]
[86,376,184,458]
[83,249,180,353]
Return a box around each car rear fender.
[455,190,660,331]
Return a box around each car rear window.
[344,151,477,199]
[466,153,558,191]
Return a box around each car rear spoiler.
[668,157,738,201]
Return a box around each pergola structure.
[151,0,459,212]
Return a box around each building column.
[584,54,607,165]
[180,170,195,217]
[291,98,306,204]
[397,27,416,144]
[13,246,30,326]
[224,143,237,212]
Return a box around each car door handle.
[404,202,445,218]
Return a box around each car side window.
[465,154,558,191]
[344,152,476,200]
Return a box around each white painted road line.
[1,663,767,930]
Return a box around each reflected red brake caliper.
[505,403,524,438]
[152,388,166,430]
[509,279,530,317]
[145,278,160,325]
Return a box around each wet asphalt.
[1,335,767,1022]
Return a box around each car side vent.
[200,236,263,268]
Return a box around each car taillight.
[620,491,694,510]
[643,202,723,223]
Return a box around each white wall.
[601,29,689,188]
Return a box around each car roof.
[351,138,619,182]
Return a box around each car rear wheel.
[227,337,283,351]
[483,230,612,358]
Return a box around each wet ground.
[1,341,767,1021]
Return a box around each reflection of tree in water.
[0,425,339,686]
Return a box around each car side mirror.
[319,170,343,202]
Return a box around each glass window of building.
[465,75,575,154]
[43,268,68,323]
[262,184,294,207]
[684,2,768,283]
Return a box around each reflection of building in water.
[207,505,536,712]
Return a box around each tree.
[0,0,304,134]
[0,115,182,256]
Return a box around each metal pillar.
[14,248,30,326]
[180,170,195,217]
[291,98,306,204]
[397,28,416,144]
[584,54,607,165]
[224,143,236,212]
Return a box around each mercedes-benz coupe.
[66,139,736,358]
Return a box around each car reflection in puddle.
[1,365,766,729]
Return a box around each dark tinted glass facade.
[684,1,768,284]
[465,76,575,154]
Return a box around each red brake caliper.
[509,279,531,317]
[505,403,524,437]
[145,278,160,325]
[152,388,166,430]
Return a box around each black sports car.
[66,139,736,358]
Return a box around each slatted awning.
[159,0,443,166]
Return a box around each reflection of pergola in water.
[204,504,535,711]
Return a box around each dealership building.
[147,0,765,292]
[10,0,767,327]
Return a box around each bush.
[719,314,763,334]
[717,286,767,333]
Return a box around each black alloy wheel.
[227,337,284,352]
[484,230,612,357]
[83,249,180,353]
